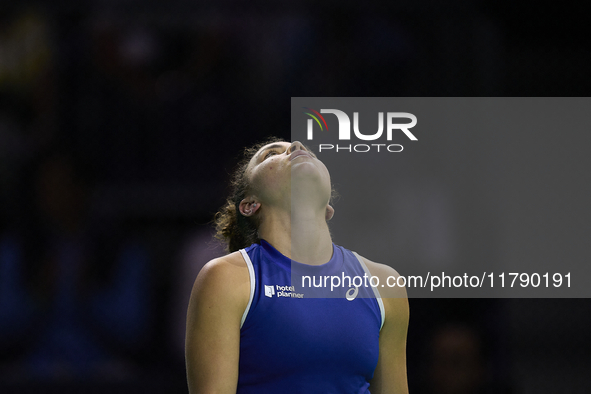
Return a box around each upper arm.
[185,253,250,394]
[364,258,410,394]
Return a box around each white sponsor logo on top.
[265,284,304,298]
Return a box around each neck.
[257,203,333,265]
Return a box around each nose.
[288,141,304,154]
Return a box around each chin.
[291,166,330,195]
[291,161,324,181]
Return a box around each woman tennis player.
[186,139,409,393]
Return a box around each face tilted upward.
[246,141,332,211]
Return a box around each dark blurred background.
[1,1,590,393]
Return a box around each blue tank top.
[237,239,385,393]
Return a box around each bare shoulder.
[356,254,409,333]
[189,251,251,314]
[185,251,251,393]
[360,256,402,280]
[361,254,410,393]
[195,251,250,286]
[358,255,407,299]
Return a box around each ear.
[325,204,334,221]
[239,198,260,217]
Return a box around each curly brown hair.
[214,137,284,253]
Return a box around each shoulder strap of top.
[352,251,385,332]
[239,249,256,329]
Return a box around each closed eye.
[264,150,279,159]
